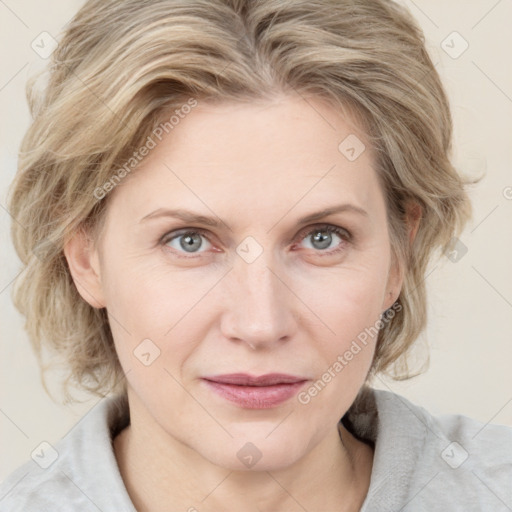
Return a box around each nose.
[220,251,298,351]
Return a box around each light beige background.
[1,0,511,482]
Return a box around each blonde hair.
[9,0,472,400]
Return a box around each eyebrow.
[140,208,226,227]
[139,204,368,229]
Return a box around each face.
[71,94,402,471]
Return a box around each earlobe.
[383,249,404,312]
[383,284,401,313]
[63,228,106,309]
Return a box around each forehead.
[107,95,384,227]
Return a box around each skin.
[65,93,414,511]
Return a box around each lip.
[201,373,308,409]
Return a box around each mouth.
[201,373,309,409]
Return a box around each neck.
[114,393,373,512]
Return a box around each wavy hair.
[8,0,473,400]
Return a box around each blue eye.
[162,230,212,254]
[297,224,350,254]
[160,224,350,258]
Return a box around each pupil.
[313,231,331,250]
[180,233,202,252]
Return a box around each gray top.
[1,387,511,511]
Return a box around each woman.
[1,0,511,510]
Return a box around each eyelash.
[160,224,351,258]
[295,224,351,255]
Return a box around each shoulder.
[373,388,512,465]
[0,459,87,512]
[349,387,512,512]
[0,395,135,512]
[374,387,512,438]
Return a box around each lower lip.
[202,380,307,409]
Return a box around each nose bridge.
[241,252,280,306]
[221,244,295,347]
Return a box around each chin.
[197,428,311,472]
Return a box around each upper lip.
[202,373,308,386]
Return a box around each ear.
[383,201,422,311]
[383,256,402,312]
[406,201,422,246]
[63,228,106,308]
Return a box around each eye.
[161,229,212,255]
[296,224,351,254]
[160,223,351,258]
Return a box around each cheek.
[296,253,390,377]
[294,271,387,415]
[101,258,224,377]
[299,255,390,332]
[102,254,212,332]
